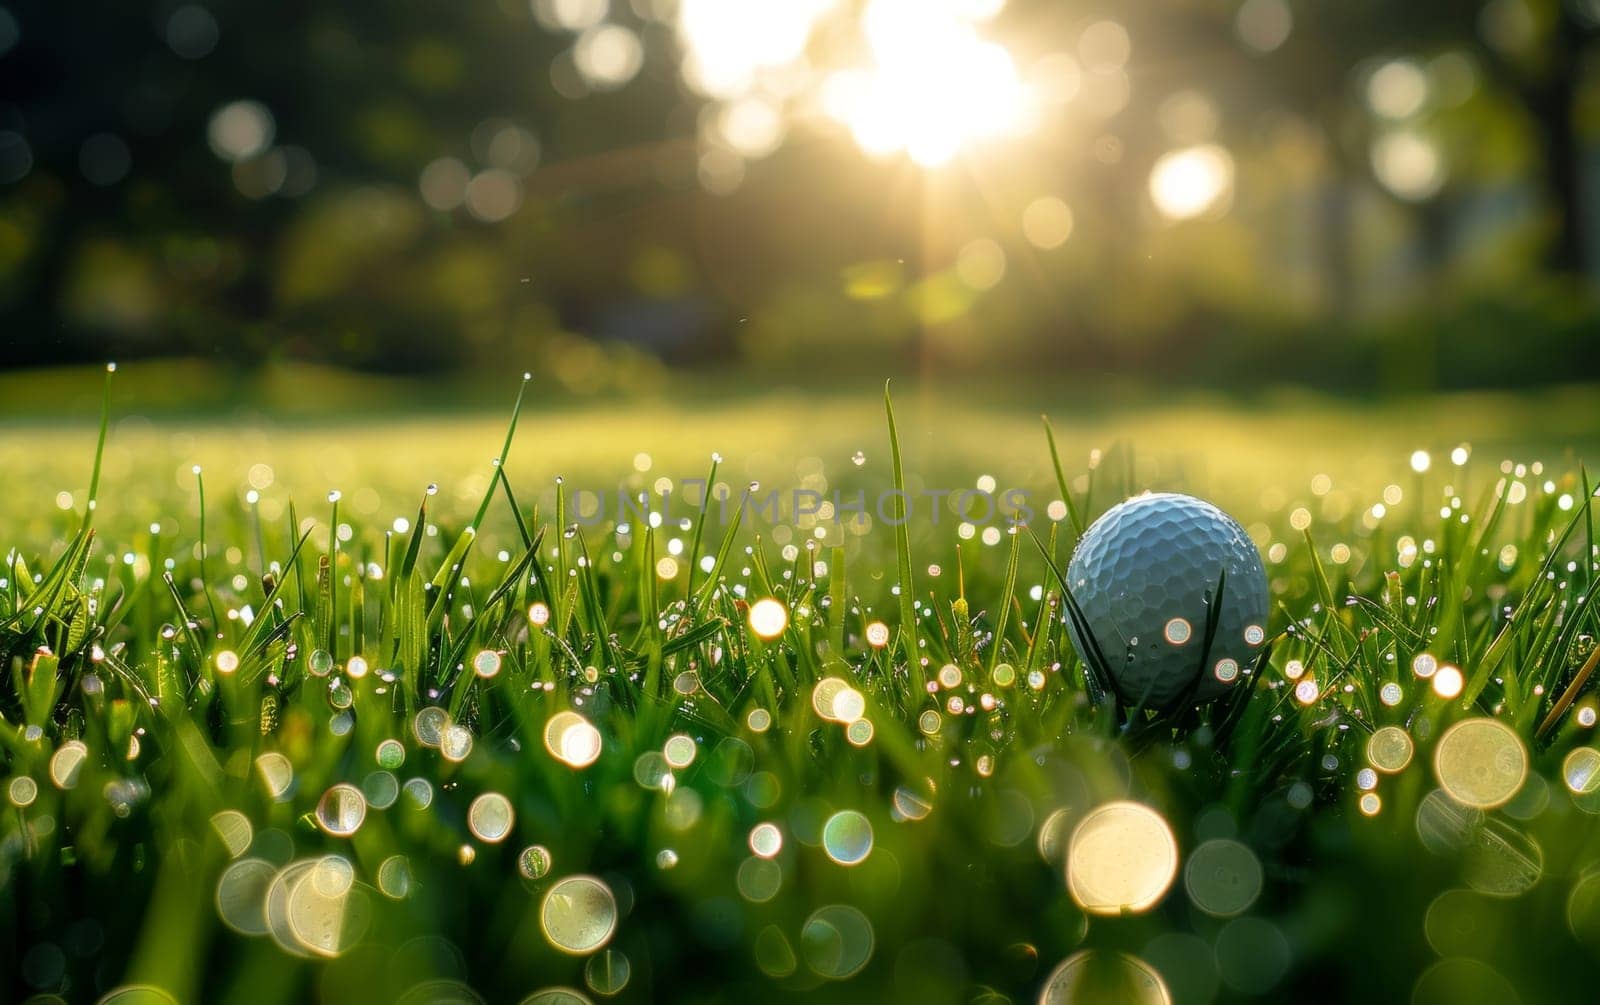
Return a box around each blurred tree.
[1469,0,1597,275]
[0,0,1595,388]
[1263,0,1597,281]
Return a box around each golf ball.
[1064,492,1267,711]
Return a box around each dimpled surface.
[1065,493,1268,711]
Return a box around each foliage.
[2,1,1598,383]
[3,377,1600,1002]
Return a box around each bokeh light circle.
[1183,839,1262,917]
[1367,726,1415,774]
[468,792,515,843]
[800,904,874,980]
[1039,950,1171,1005]
[1434,718,1527,809]
[1067,801,1178,915]
[821,810,874,866]
[541,876,618,955]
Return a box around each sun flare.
[825,0,1030,167]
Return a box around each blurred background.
[2,0,1599,396]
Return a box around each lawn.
[4,366,1600,1003]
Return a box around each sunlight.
[825,0,1029,167]
[1371,130,1444,201]
[1149,144,1234,220]
[675,0,1030,169]
[677,0,835,99]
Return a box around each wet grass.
[3,368,1600,1003]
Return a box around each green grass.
[4,369,1600,1004]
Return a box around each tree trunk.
[1525,16,1589,277]
[1318,106,1361,320]
[1319,180,1355,317]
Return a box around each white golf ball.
[1064,492,1268,711]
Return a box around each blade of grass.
[885,381,923,696]
[1042,414,1085,539]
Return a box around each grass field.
[5,366,1600,1004]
